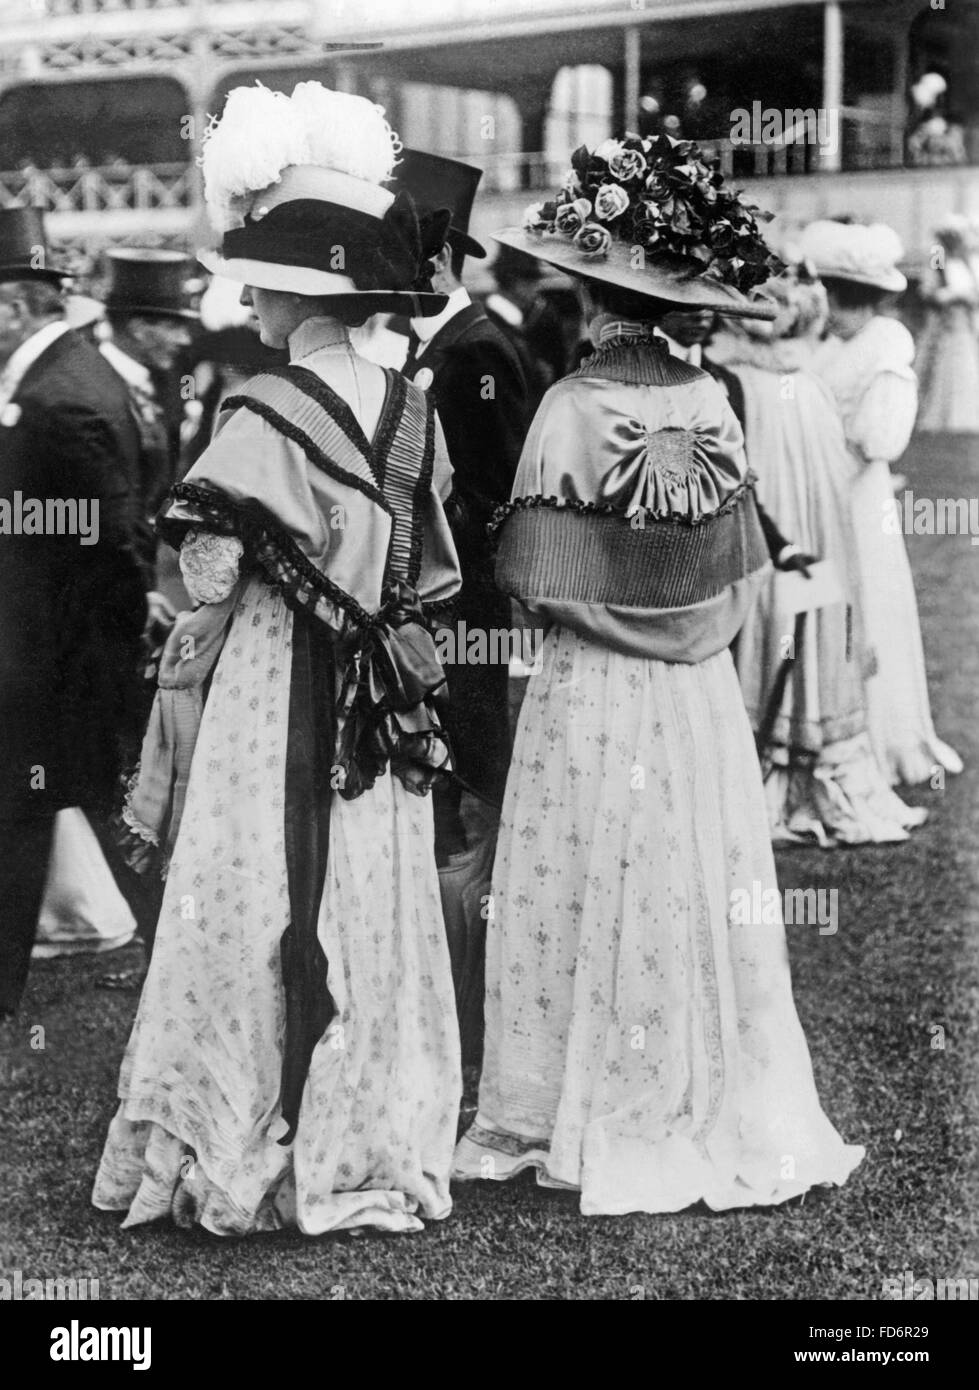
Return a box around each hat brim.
[492,228,777,320]
[817,267,907,293]
[446,225,487,259]
[104,301,200,322]
[198,249,449,318]
[0,263,70,286]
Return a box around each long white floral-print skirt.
[94,578,461,1235]
[454,627,864,1214]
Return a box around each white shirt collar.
[485,292,524,329]
[0,320,72,405]
[411,286,470,352]
[653,326,701,367]
[100,337,153,393]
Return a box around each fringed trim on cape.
[489,479,756,539]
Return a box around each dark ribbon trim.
[167,372,447,1143]
[220,390,391,515]
[279,605,337,1146]
[221,192,433,294]
[334,578,451,801]
[259,365,381,473]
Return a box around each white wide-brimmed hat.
[798,219,907,293]
[197,82,448,317]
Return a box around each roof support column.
[624,24,641,135]
[820,0,844,171]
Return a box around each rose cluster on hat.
[197,81,447,317]
[506,132,783,318]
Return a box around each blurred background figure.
[907,71,968,167]
[915,215,979,434]
[484,243,566,414]
[100,248,199,583]
[712,268,926,846]
[803,218,963,789]
[654,306,716,365]
[0,208,147,1015]
[180,271,285,471]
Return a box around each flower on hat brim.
[522,133,784,294]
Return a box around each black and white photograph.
[0,0,976,1338]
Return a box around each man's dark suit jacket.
[403,300,528,800]
[0,327,146,819]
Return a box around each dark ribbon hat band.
[222,193,450,295]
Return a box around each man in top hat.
[0,207,147,1017]
[392,149,529,863]
[100,248,199,589]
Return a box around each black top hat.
[389,149,486,260]
[0,207,68,284]
[103,248,200,320]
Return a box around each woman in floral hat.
[93,83,463,1236]
[453,136,864,1213]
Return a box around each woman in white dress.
[915,215,979,434]
[711,269,926,845]
[801,220,962,787]
[453,136,864,1214]
[93,84,463,1236]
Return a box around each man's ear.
[4,294,29,326]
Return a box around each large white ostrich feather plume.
[201,82,401,234]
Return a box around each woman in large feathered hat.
[453,135,864,1212]
[94,83,464,1236]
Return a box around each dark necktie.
[404,329,422,376]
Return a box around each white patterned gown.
[93,328,462,1235]
[453,340,865,1213]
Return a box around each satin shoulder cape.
[494,341,770,662]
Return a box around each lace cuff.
[179,529,244,605]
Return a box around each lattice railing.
[0,163,197,213]
[44,0,191,13]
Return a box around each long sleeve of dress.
[848,371,918,465]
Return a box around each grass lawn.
[2,432,977,1300]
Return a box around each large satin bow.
[335,578,451,799]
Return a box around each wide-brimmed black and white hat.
[197,82,448,317]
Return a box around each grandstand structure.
[0,0,976,274]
